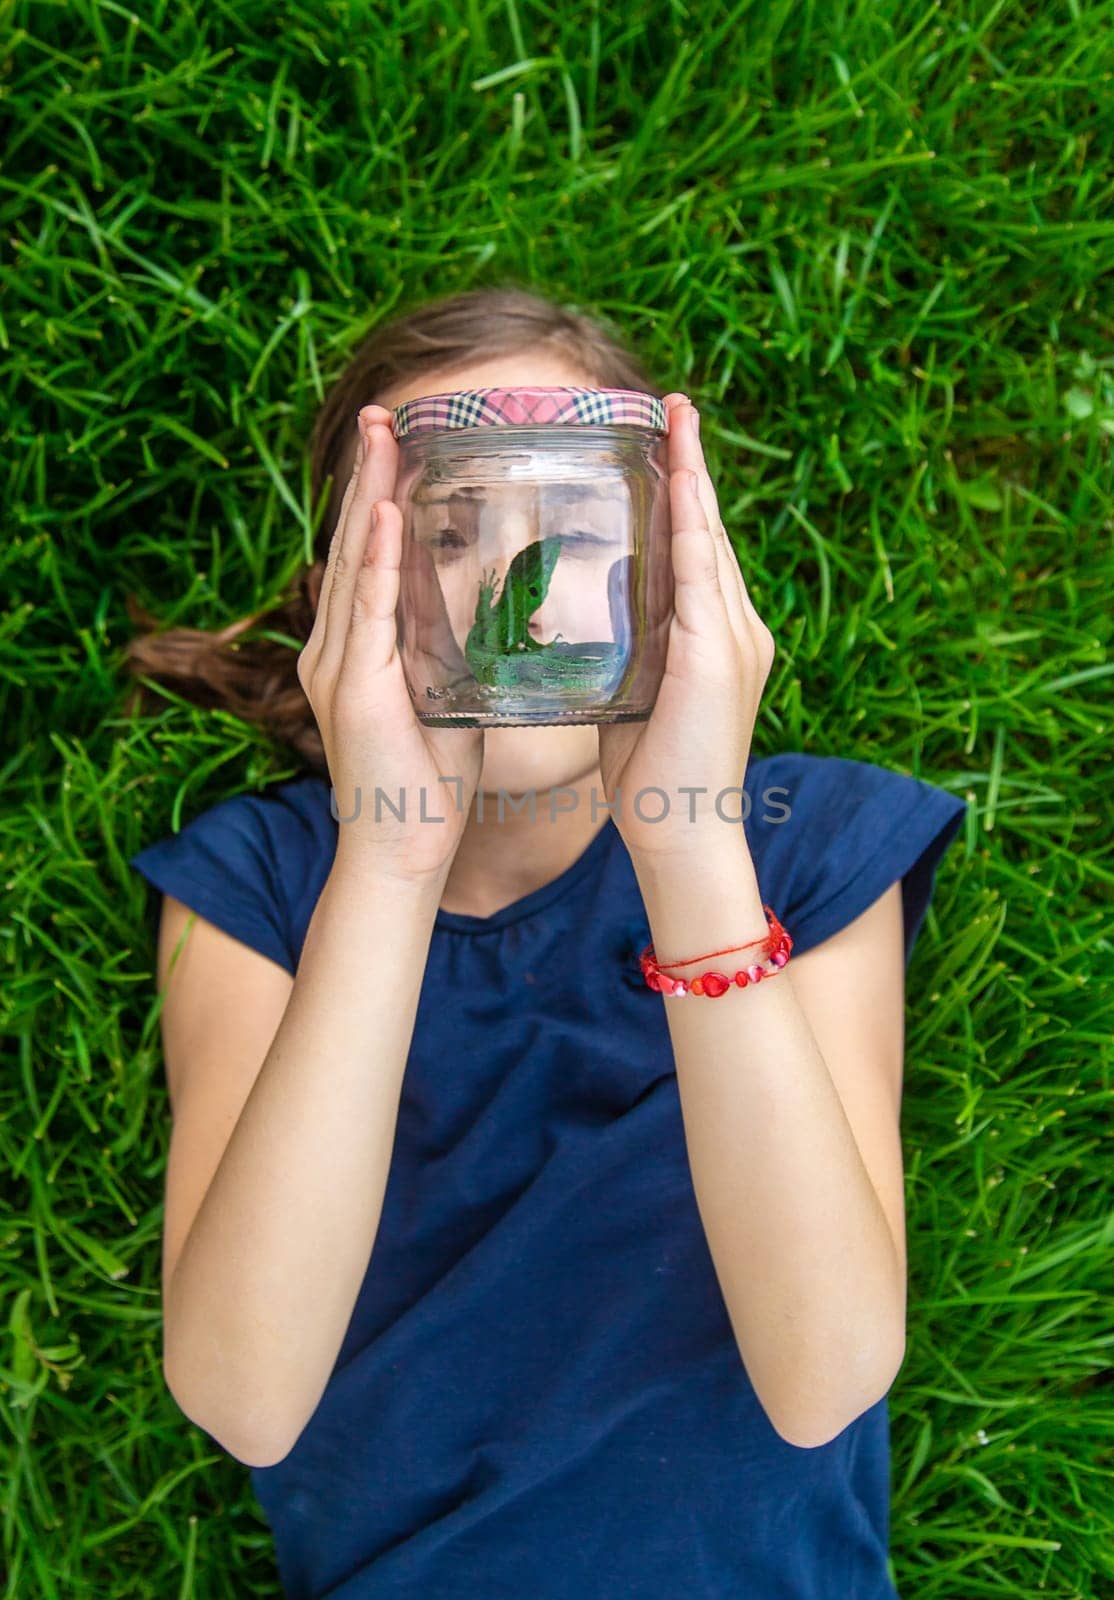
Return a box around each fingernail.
[690,407,700,437]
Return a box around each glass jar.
[391,386,674,727]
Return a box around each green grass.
[2,0,1112,1594]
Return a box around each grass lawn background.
[2,0,1111,1594]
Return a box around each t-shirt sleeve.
[128,789,301,976]
[746,754,967,964]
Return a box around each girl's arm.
[633,845,907,1451]
[163,852,448,1469]
[164,403,482,1470]
[601,393,911,1450]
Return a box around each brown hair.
[122,283,667,774]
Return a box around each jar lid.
[391,385,667,440]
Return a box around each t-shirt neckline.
[434,815,620,935]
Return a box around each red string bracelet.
[639,907,793,997]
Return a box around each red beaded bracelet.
[639,906,793,997]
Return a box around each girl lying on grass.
[128,284,964,1600]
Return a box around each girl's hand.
[297,405,484,882]
[597,394,775,864]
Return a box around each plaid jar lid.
[391,385,667,440]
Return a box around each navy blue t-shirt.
[130,752,966,1600]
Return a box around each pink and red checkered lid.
[391,385,667,440]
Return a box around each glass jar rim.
[391,385,667,441]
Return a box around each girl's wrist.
[629,828,760,887]
[331,833,455,901]
[632,836,768,965]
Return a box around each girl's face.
[372,352,613,802]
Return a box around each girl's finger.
[664,394,769,643]
[320,417,399,682]
[342,498,405,677]
[663,397,739,640]
[668,464,728,636]
[300,423,366,678]
[303,406,396,680]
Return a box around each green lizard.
[462,534,627,693]
[463,535,562,687]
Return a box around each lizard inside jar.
[391,386,672,729]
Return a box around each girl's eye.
[559,529,612,556]
[429,527,472,552]
[429,528,608,556]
